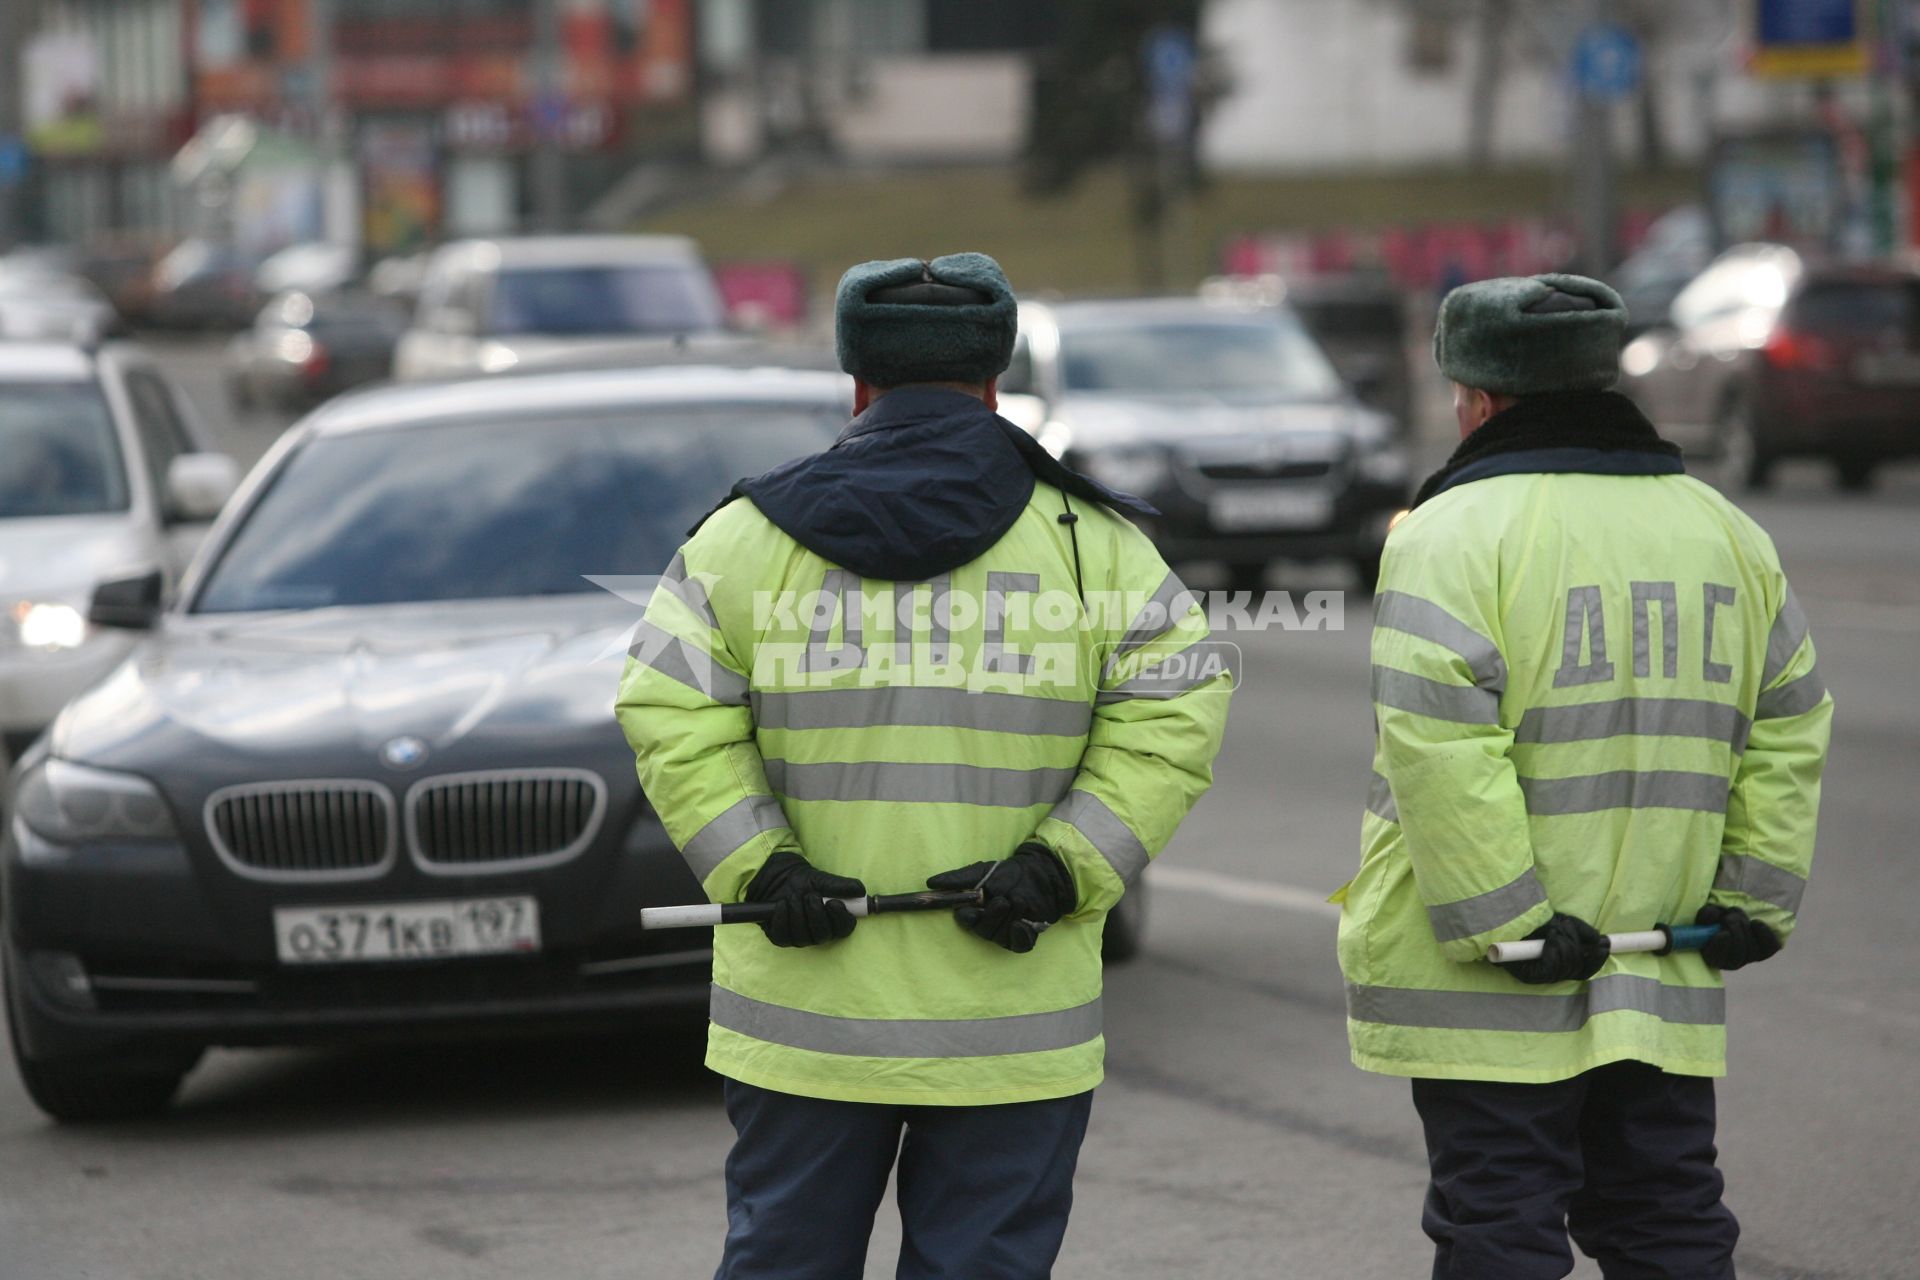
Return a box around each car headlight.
[1079,448,1171,496]
[10,600,91,652]
[14,759,179,843]
[1356,447,1411,486]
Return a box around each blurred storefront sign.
[1753,0,1870,79]
[193,0,691,119]
[361,123,440,257]
[23,30,102,156]
[181,0,695,250]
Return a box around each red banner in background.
[1224,213,1665,294]
[713,262,811,330]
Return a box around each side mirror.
[996,392,1051,436]
[166,453,241,523]
[88,570,165,631]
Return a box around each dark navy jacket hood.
[717,387,1156,582]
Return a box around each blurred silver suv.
[392,235,739,381]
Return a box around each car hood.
[51,594,645,779]
[0,514,152,603]
[1052,393,1387,455]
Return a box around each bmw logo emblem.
[381,736,429,769]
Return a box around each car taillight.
[1762,328,1837,373]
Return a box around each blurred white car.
[392,235,739,381]
[0,341,239,756]
[254,241,358,297]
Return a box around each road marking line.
[1149,864,1342,917]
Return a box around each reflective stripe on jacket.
[1338,471,1832,1084]
[617,482,1230,1105]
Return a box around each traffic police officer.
[1337,274,1833,1279]
[616,252,1230,1279]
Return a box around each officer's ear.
[981,377,999,413]
[853,379,878,415]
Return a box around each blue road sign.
[1758,0,1858,47]
[1572,23,1643,103]
[1145,25,1197,144]
[0,136,26,188]
[531,92,570,144]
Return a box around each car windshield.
[192,404,841,612]
[1058,314,1346,399]
[487,265,725,337]
[0,381,129,519]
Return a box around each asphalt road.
[2,339,1916,1279]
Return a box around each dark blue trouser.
[715,1080,1093,1280]
[1411,1060,1739,1280]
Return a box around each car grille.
[407,770,605,872]
[1191,459,1336,482]
[207,782,397,880]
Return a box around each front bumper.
[4,814,710,1061]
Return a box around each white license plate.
[1210,487,1335,532]
[274,897,540,965]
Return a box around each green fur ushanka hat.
[835,253,1018,388]
[1433,273,1628,396]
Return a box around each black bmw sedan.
[3,366,848,1121]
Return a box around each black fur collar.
[1414,391,1683,508]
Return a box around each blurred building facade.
[697,0,1059,165]
[9,0,699,256]
[0,0,1900,264]
[16,0,195,246]
[1201,0,1791,172]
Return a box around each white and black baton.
[1487,922,1720,964]
[640,888,986,931]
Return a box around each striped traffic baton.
[640,888,985,931]
[1487,922,1721,964]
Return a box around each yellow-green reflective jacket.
[616,483,1230,1105]
[1339,471,1832,1084]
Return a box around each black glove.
[1695,904,1781,971]
[926,843,1077,954]
[1502,913,1610,985]
[743,852,866,948]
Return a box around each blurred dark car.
[225,289,407,412]
[3,366,850,1122]
[1008,297,1410,591]
[149,239,261,331]
[1278,275,1414,434]
[1620,244,1920,490]
[74,239,167,327]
